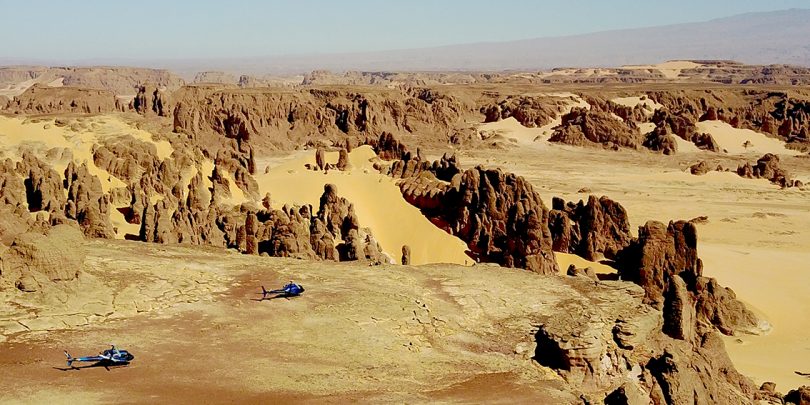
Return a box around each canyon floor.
[0,238,592,404]
[0,135,807,403]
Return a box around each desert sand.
[696,120,802,155]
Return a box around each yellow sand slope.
[255,146,470,266]
[696,120,800,155]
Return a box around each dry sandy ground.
[0,239,598,404]
[460,140,810,391]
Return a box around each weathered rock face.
[643,125,679,155]
[550,107,642,150]
[648,108,723,152]
[64,162,115,238]
[397,158,558,274]
[480,95,565,127]
[314,183,387,264]
[93,136,163,183]
[132,84,170,116]
[643,333,755,405]
[616,220,759,336]
[4,84,118,114]
[737,153,797,187]
[533,278,756,405]
[785,386,810,405]
[171,86,471,154]
[401,245,411,265]
[18,152,65,213]
[549,195,633,261]
[618,221,700,308]
[370,131,411,161]
[0,225,85,292]
[689,160,712,175]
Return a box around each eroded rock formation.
[548,195,633,261]
[616,220,760,336]
[737,153,798,187]
[549,107,642,150]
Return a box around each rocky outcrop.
[566,264,597,280]
[0,225,85,292]
[18,152,65,213]
[93,136,163,183]
[171,85,471,155]
[616,220,759,336]
[643,125,679,155]
[534,277,756,404]
[401,245,411,265]
[480,95,565,127]
[397,160,558,274]
[737,153,798,187]
[64,162,115,238]
[785,386,810,405]
[4,84,118,114]
[0,66,184,96]
[689,160,712,175]
[648,89,810,147]
[316,184,386,264]
[132,84,170,116]
[549,195,633,261]
[371,132,410,160]
[192,71,237,85]
[549,107,642,150]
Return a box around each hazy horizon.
[1,0,808,64]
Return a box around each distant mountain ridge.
[2,9,809,75]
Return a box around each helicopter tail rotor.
[64,350,74,368]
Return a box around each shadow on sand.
[251,293,303,302]
[53,361,130,372]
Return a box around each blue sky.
[1,0,808,61]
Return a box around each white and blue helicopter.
[63,345,134,370]
[259,281,305,300]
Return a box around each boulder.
[785,386,810,405]
[689,161,711,175]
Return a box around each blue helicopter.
[64,345,134,370]
[259,281,305,300]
